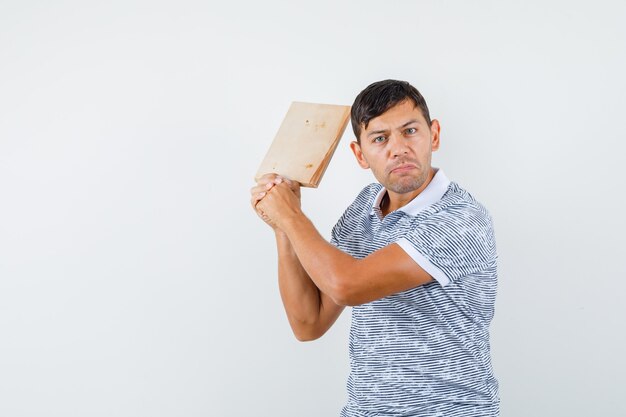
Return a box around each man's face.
[350,99,440,195]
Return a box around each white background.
[1,1,625,416]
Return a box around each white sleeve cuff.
[396,238,451,287]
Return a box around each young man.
[251,80,499,416]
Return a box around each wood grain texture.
[255,102,351,188]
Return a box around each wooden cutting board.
[255,102,351,188]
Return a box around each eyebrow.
[366,119,421,137]
[400,119,420,128]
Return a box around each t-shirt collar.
[370,168,451,217]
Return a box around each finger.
[250,180,278,201]
[251,191,268,208]
[275,181,295,194]
[251,182,273,196]
[250,184,270,204]
[272,175,296,186]
[255,196,268,213]
[280,177,301,194]
[256,173,281,186]
[250,192,260,203]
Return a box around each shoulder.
[401,183,497,271]
[356,182,383,204]
[342,183,382,215]
[414,182,495,245]
[331,183,381,237]
[437,182,493,226]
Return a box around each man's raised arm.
[251,174,344,341]
[255,178,434,307]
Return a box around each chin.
[386,181,423,194]
[385,173,428,194]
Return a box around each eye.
[372,136,386,144]
[405,127,417,135]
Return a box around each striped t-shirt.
[331,170,499,417]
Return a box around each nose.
[388,133,409,157]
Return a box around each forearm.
[276,231,321,321]
[280,214,358,306]
[258,181,432,308]
[275,231,341,340]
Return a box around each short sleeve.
[330,183,381,248]
[330,216,344,247]
[396,206,497,287]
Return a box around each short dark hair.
[351,79,432,142]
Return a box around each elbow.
[325,259,367,306]
[293,331,321,342]
[328,275,360,307]
[291,326,324,342]
[332,294,360,307]
[287,316,326,342]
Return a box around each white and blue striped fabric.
[331,170,499,417]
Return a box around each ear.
[430,119,441,152]
[350,141,370,169]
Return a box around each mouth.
[389,163,418,174]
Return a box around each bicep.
[339,243,434,306]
